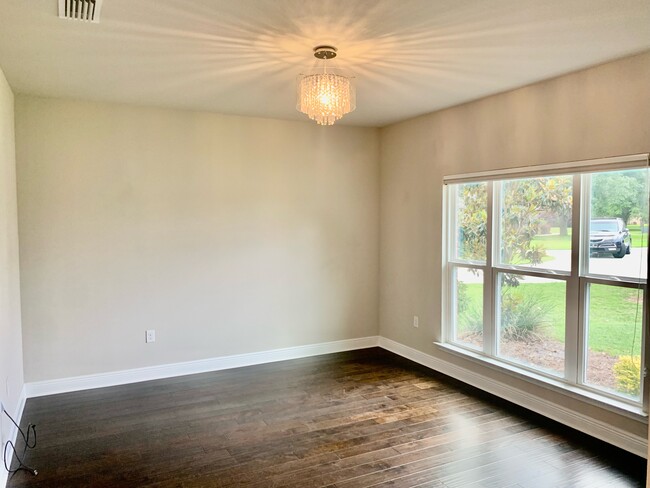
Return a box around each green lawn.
[625,224,645,246]
[458,282,642,357]
[530,225,647,252]
[531,230,571,251]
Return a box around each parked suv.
[590,218,631,258]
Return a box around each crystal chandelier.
[297,46,356,125]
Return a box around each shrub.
[457,285,555,341]
[457,281,469,314]
[500,290,552,341]
[458,302,483,336]
[613,355,641,396]
[456,275,483,337]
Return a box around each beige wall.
[379,52,650,440]
[0,66,24,441]
[15,97,379,382]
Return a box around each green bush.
[500,290,552,341]
[456,275,483,337]
[457,281,468,314]
[613,355,641,396]
[458,302,483,335]
[457,285,555,341]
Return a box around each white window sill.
[434,341,647,422]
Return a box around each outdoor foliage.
[613,355,641,396]
[453,169,647,400]
[500,180,547,268]
[457,177,572,286]
[500,283,553,341]
[592,171,648,225]
[459,282,642,356]
[458,303,483,335]
[457,280,555,342]
[458,171,648,269]
[537,177,573,236]
[456,280,483,338]
[457,183,487,260]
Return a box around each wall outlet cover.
[146,330,156,343]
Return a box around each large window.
[444,156,649,406]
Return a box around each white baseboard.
[1,385,27,488]
[25,336,380,398]
[18,335,648,460]
[378,336,648,458]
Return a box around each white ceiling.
[0,0,649,127]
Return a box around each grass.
[458,282,643,357]
[587,284,643,356]
[530,225,647,252]
[531,230,571,251]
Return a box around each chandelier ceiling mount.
[312,46,338,60]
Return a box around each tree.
[457,176,573,285]
[538,178,572,236]
[591,172,647,225]
[457,183,487,261]
[500,179,548,268]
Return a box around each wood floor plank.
[5,348,645,487]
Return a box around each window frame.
[442,154,650,411]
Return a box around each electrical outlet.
[145,329,156,343]
[413,315,419,328]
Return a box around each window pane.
[496,274,566,376]
[585,284,643,401]
[588,169,648,280]
[453,267,483,351]
[499,176,572,271]
[454,182,487,262]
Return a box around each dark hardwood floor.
[5,348,646,487]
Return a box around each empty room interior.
[1,1,650,486]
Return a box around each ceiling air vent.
[58,0,103,23]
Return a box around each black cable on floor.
[2,409,37,476]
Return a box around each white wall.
[15,98,379,382]
[379,51,650,443]
[0,66,24,444]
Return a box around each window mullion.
[564,174,582,384]
[642,285,649,414]
[484,181,495,356]
[442,185,452,343]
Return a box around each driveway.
[549,248,647,280]
[455,247,647,284]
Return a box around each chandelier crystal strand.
[298,73,353,125]
[297,46,356,125]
